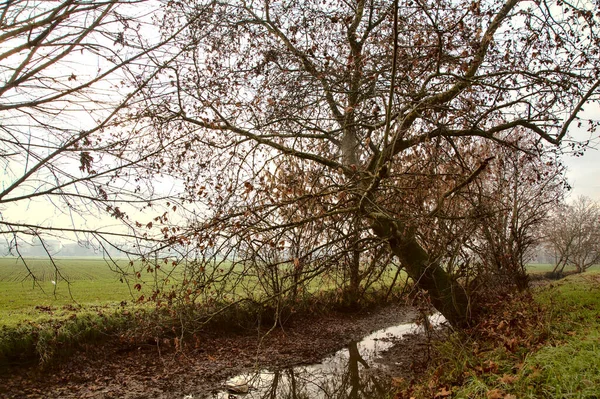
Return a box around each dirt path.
[1,303,424,399]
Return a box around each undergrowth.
[395,273,600,399]
[0,305,164,368]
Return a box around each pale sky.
[562,104,600,202]
[564,150,600,201]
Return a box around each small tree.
[470,142,566,290]
[546,196,600,275]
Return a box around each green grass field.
[526,263,555,274]
[0,259,581,326]
[0,257,180,326]
[0,257,405,327]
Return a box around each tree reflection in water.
[211,341,393,399]
[208,315,445,399]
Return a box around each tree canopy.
[1,0,598,325]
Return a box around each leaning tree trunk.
[371,216,470,327]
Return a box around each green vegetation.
[525,263,555,274]
[0,257,407,366]
[397,272,600,399]
[0,257,165,326]
[0,257,163,366]
[0,257,405,322]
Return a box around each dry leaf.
[484,360,499,373]
[499,374,517,384]
[391,377,405,387]
[487,389,504,399]
[434,387,452,398]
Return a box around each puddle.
[198,314,445,399]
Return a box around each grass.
[397,271,600,399]
[526,263,555,274]
[0,257,166,365]
[526,263,599,275]
[0,257,173,327]
[0,257,407,366]
[0,257,406,324]
[515,274,600,399]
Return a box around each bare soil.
[0,303,430,399]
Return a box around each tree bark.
[347,247,361,307]
[370,216,470,326]
[343,217,362,307]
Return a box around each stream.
[200,314,445,399]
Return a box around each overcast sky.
[564,149,600,201]
[562,104,600,202]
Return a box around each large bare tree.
[127,0,600,325]
[2,0,598,325]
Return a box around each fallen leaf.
[484,360,499,373]
[487,389,504,399]
[499,374,517,384]
[391,377,405,387]
[529,366,542,378]
[435,387,452,398]
[513,362,524,371]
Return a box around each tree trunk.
[513,267,529,291]
[346,247,361,307]
[344,219,362,307]
[371,217,470,327]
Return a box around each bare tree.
[546,196,600,275]
[469,139,567,290]
[129,0,600,325]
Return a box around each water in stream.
[201,314,445,399]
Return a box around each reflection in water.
[205,314,445,399]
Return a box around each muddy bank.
[0,303,432,399]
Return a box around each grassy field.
[0,257,178,326]
[0,258,133,305]
[0,259,581,327]
[525,263,555,274]
[0,257,405,327]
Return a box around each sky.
[564,149,600,201]
[562,104,600,202]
